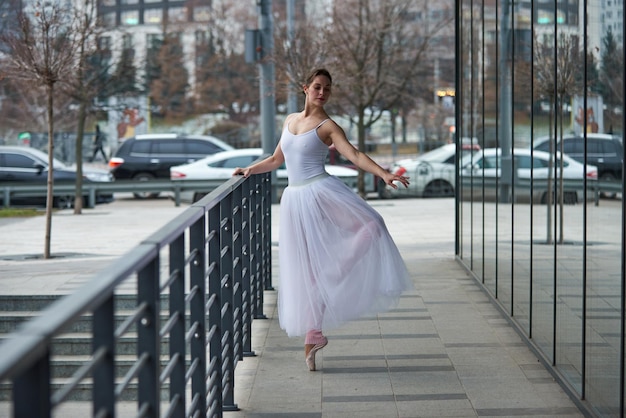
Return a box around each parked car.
[382,143,480,198]
[533,133,623,198]
[0,145,114,208]
[326,144,388,196]
[460,148,598,204]
[170,148,359,203]
[108,133,234,199]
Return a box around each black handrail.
[0,171,272,418]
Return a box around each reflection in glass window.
[145,8,162,25]
[168,7,187,23]
[215,156,256,168]
[101,12,116,27]
[98,36,112,50]
[4,154,36,169]
[193,6,211,22]
[187,141,222,155]
[122,34,133,49]
[121,10,139,25]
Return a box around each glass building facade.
[455,0,624,416]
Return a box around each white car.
[170,148,359,202]
[460,148,598,204]
[382,143,480,198]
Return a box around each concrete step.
[49,354,193,379]
[0,332,171,356]
[0,379,171,402]
[0,294,172,312]
[0,294,218,402]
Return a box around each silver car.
[382,143,480,198]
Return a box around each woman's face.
[305,75,332,106]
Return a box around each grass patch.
[0,207,45,218]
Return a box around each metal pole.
[287,0,298,113]
[258,0,276,154]
[258,0,278,202]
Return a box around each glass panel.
[458,0,625,412]
[584,0,623,410]
[531,0,556,360]
[479,0,498,293]
[459,0,475,266]
[510,0,533,330]
[550,5,584,393]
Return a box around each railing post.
[262,173,273,292]
[88,187,96,208]
[137,257,161,416]
[169,234,186,417]
[231,186,244,364]
[220,195,238,411]
[189,215,208,416]
[92,296,115,417]
[250,176,266,319]
[13,354,51,418]
[206,205,223,417]
[241,180,255,356]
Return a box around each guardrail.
[1,175,359,208]
[460,176,622,205]
[0,179,278,208]
[0,172,273,417]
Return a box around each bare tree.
[533,32,584,244]
[0,1,78,258]
[62,0,105,214]
[599,29,624,133]
[194,2,258,124]
[150,32,190,123]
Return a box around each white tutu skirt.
[277,174,413,337]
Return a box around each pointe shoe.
[305,337,328,371]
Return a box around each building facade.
[456,0,624,415]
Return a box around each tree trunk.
[545,98,554,245]
[44,84,55,259]
[74,103,87,214]
[558,98,565,244]
[356,106,366,198]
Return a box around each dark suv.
[533,133,623,196]
[0,145,114,208]
[108,134,234,198]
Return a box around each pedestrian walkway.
[0,195,585,417]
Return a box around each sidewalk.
[0,195,584,417]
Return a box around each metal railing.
[0,178,282,208]
[0,171,272,418]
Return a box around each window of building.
[98,36,112,50]
[100,12,116,27]
[195,30,209,45]
[145,8,163,24]
[122,34,133,50]
[121,10,139,25]
[193,6,211,22]
[168,7,187,23]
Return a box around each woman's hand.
[233,167,252,177]
[381,171,410,189]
